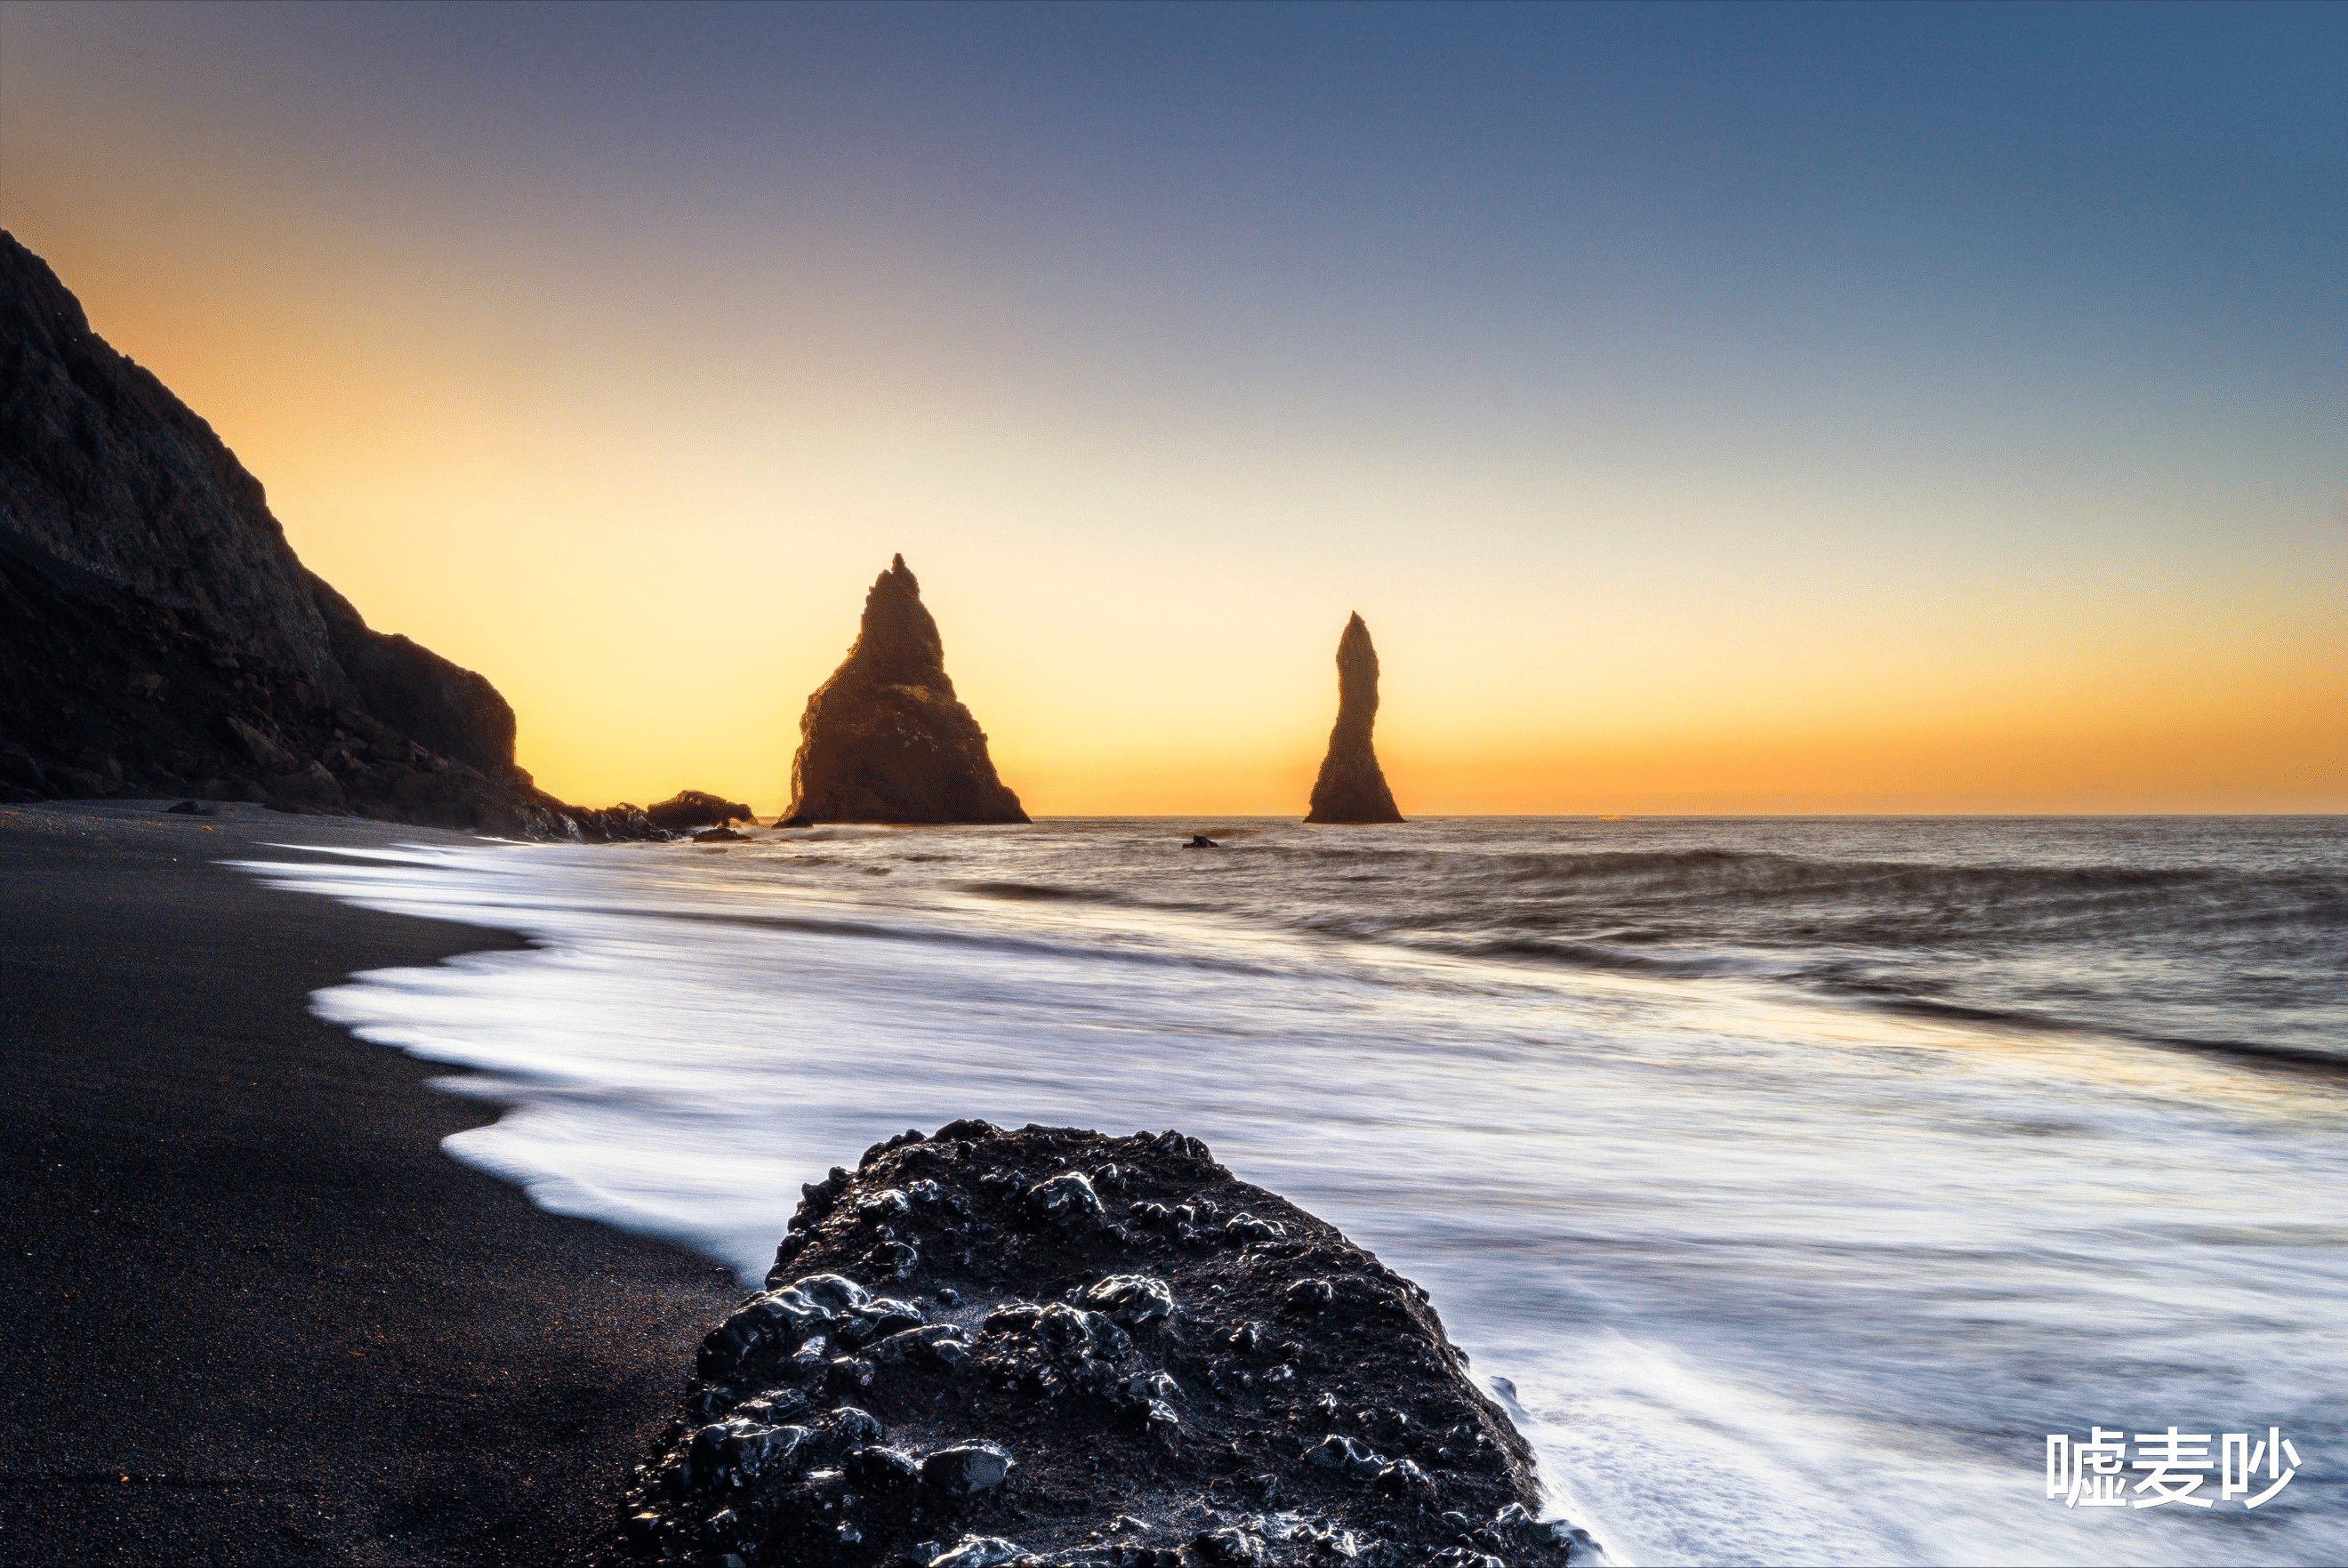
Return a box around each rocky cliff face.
[1304,614,1404,824]
[0,230,654,838]
[783,557,1027,825]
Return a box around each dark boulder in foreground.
[648,790,756,832]
[782,556,1028,826]
[0,230,663,840]
[617,1122,1594,1566]
[1303,615,1403,825]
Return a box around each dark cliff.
[783,556,1027,825]
[1304,614,1404,825]
[0,231,659,837]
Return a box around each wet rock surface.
[617,1123,1589,1566]
[782,556,1028,825]
[1303,615,1404,826]
[0,230,671,840]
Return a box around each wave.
[1283,840,2320,903]
[248,818,2348,1081]
[957,880,1130,905]
[638,905,1299,983]
[1428,936,1767,981]
[1271,848,2344,956]
[1222,833,2348,1064]
[1791,964,2348,1069]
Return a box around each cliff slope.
[0,230,650,837]
[1304,614,1404,824]
[784,556,1027,825]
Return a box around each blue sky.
[4,1,2341,810]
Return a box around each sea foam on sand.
[237,818,2348,1566]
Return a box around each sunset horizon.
[5,3,2336,819]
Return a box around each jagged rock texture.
[1304,614,1403,824]
[0,230,657,838]
[784,557,1027,825]
[617,1122,1594,1566]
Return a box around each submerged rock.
[781,556,1028,825]
[1303,614,1404,825]
[617,1122,1593,1565]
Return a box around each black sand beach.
[0,800,733,1564]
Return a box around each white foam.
[232,825,2348,1565]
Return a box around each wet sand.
[0,800,733,1564]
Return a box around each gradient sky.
[4,1,2341,814]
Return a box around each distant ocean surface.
[235,817,2347,1566]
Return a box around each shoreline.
[0,800,731,1564]
[13,802,2343,1564]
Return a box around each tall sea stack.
[783,556,1027,824]
[1304,612,1404,824]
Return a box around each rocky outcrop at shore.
[617,1122,1592,1566]
[783,557,1027,825]
[648,790,756,832]
[1304,615,1403,825]
[0,230,668,838]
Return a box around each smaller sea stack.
[1304,613,1404,824]
[645,789,754,832]
[783,556,1027,825]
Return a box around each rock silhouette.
[1304,613,1404,824]
[782,557,1027,825]
[646,789,753,832]
[0,229,660,838]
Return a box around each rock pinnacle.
[1304,612,1404,824]
[783,556,1028,824]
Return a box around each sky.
[2,0,2341,815]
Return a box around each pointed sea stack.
[1304,613,1404,824]
[783,556,1027,824]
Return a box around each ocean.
[231,816,2346,1566]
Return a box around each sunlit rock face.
[1303,613,1404,825]
[782,556,1027,825]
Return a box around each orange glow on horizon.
[4,40,2339,819]
[12,229,2336,819]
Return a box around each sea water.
[230,817,2347,1566]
